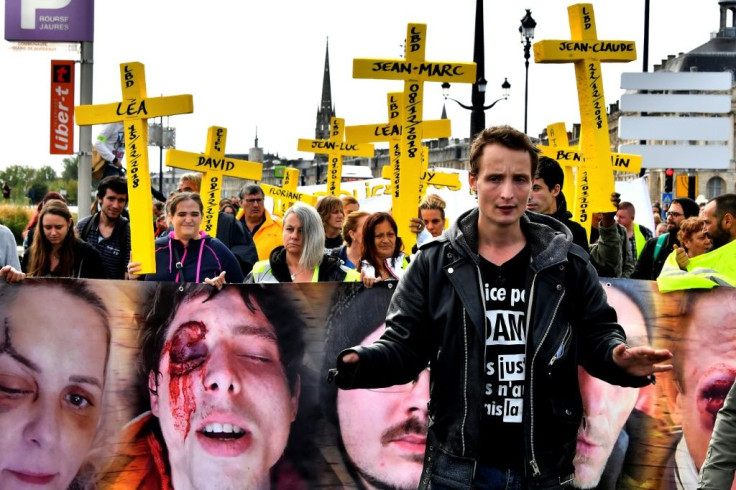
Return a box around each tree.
[27,181,49,204]
[0,165,36,191]
[34,165,58,183]
[61,156,78,181]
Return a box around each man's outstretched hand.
[612,343,673,377]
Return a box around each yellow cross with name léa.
[75,62,193,274]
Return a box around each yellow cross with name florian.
[166,126,263,236]
[270,167,316,217]
[75,62,193,274]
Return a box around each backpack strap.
[80,213,98,241]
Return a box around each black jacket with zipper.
[333,207,652,489]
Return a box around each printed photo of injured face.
[660,288,736,490]
[100,283,306,490]
[0,279,111,490]
[322,284,428,490]
[573,280,652,489]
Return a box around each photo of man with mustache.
[322,284,428,489]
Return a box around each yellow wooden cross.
[166,126,263,236]
[297,117,374,196]
[261,183,317,208]
[381,159,462,191]
[346,91,458,208]
[538,122,643,235]
[75,62,194,274]
[272,167,302,217]
[353,23,476,249]
[534,4,636,213]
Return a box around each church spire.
[315,37,335,142]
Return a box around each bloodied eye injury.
[168,321,208,375]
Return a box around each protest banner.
[1,278,724,490]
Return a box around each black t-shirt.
[477,246,530,470]
[325,234,343,249]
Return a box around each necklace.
[290,268,304,281]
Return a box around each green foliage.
[62,156,78,181]
[34,165,58,183]
[1,162,78,206]
[0,205,32,245]
[63,179,78,205]
[0,165,35,193]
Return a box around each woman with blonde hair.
[3,199,105,282]
[246,203,359,283]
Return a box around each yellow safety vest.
[633,223,647,259]
[657,239,736,292]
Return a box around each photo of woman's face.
[0,285,108,489]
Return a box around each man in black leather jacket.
[331,126,673,489]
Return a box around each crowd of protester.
[2,167,734,289]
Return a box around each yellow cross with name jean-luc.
[297,117,374,197]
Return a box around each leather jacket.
[333,208,651,489]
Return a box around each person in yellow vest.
[237,184,283,261]
[657,194,736,292]
[672,217,712,270]
[245,203,359,283]
[616,201,653,263]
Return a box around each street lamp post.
[519,9,537,135]
[442,78,511,141]
[148,117,176,195]
[438,0,511,142]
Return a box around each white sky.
[0,0,720,174]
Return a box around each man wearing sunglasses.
[632,197,700,280]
